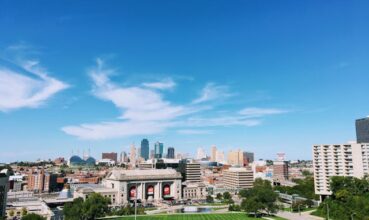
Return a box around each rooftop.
[106,168,182,181]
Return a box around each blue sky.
[1,0,369,162]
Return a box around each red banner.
[129,186,136,198]
[163,185,170,195]
[147,186,154,195]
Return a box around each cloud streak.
[0,59,69,112]
[192,83,232,104]
[239,107,289,117]
[142,78,176,90]
[62,59,290,140]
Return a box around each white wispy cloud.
[0,59,69,112]
[184,116,261,127]
[177,129,213,135]
[63,59,196,139]
[239,107,289,117]
[192,83,232,104]
[63,120,173,140]
[62,59,291,140]
[142,78,176,90]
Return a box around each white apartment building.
[312,143,369,200]
[223,167,254,190]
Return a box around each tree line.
[312,176,369,220]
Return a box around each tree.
[81,193,110,220]
[21,213,46,220]
[223,191,231,200]
[64,193,110,220]
[229,204,241,211]
[291,200,305,212]
[63,197,84,220]
[315,176,369,220]
[274,176,318,200]
[240,178,279,216]
[21,207,28,216]
[216,193,223,200]
[305,199,314,208]
[8,210,15,217]
[206,195,214,203]
[241,198,263,217]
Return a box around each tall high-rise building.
[140,138,150,160]
[273,161,289,181]
[243,152,254,166]
[102,152,118,163]
[313,143,369,200]
[178,159,201,183]
[120,151,128,163]
[227,149,243,166]
[129,144,136,167]
[216,151,225,163]
[196,147,207,160]
[223,167,254,189]
[0,169,9,218]
[154,142,164,158]
[167,147,175,159]
[150,150,155,159]
[211,145,217,162]
[356,117,369,143]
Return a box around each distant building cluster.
[0,135,325,219]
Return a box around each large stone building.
[101,169,182,204]
[182,182,207,200]
[313,143,369,200]
[223,167,254,190]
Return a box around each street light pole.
[326,203,329,220]
[135,182,137,220]
[351,212,355,220]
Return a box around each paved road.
[276,210,324,220]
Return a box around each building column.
[159,182,162,200]
[142,182,145,202]
[154,183,160,201]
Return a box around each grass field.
[108,212,259,220]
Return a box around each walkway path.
[276,210,324,220]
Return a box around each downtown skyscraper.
[154,141,164,158]
[356,117,369,143]
[167,147,175,159]
[140,138,150,160]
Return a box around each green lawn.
[108,212,258,220]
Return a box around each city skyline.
[1,1,369,162]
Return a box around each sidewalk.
[276,210,324,220]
